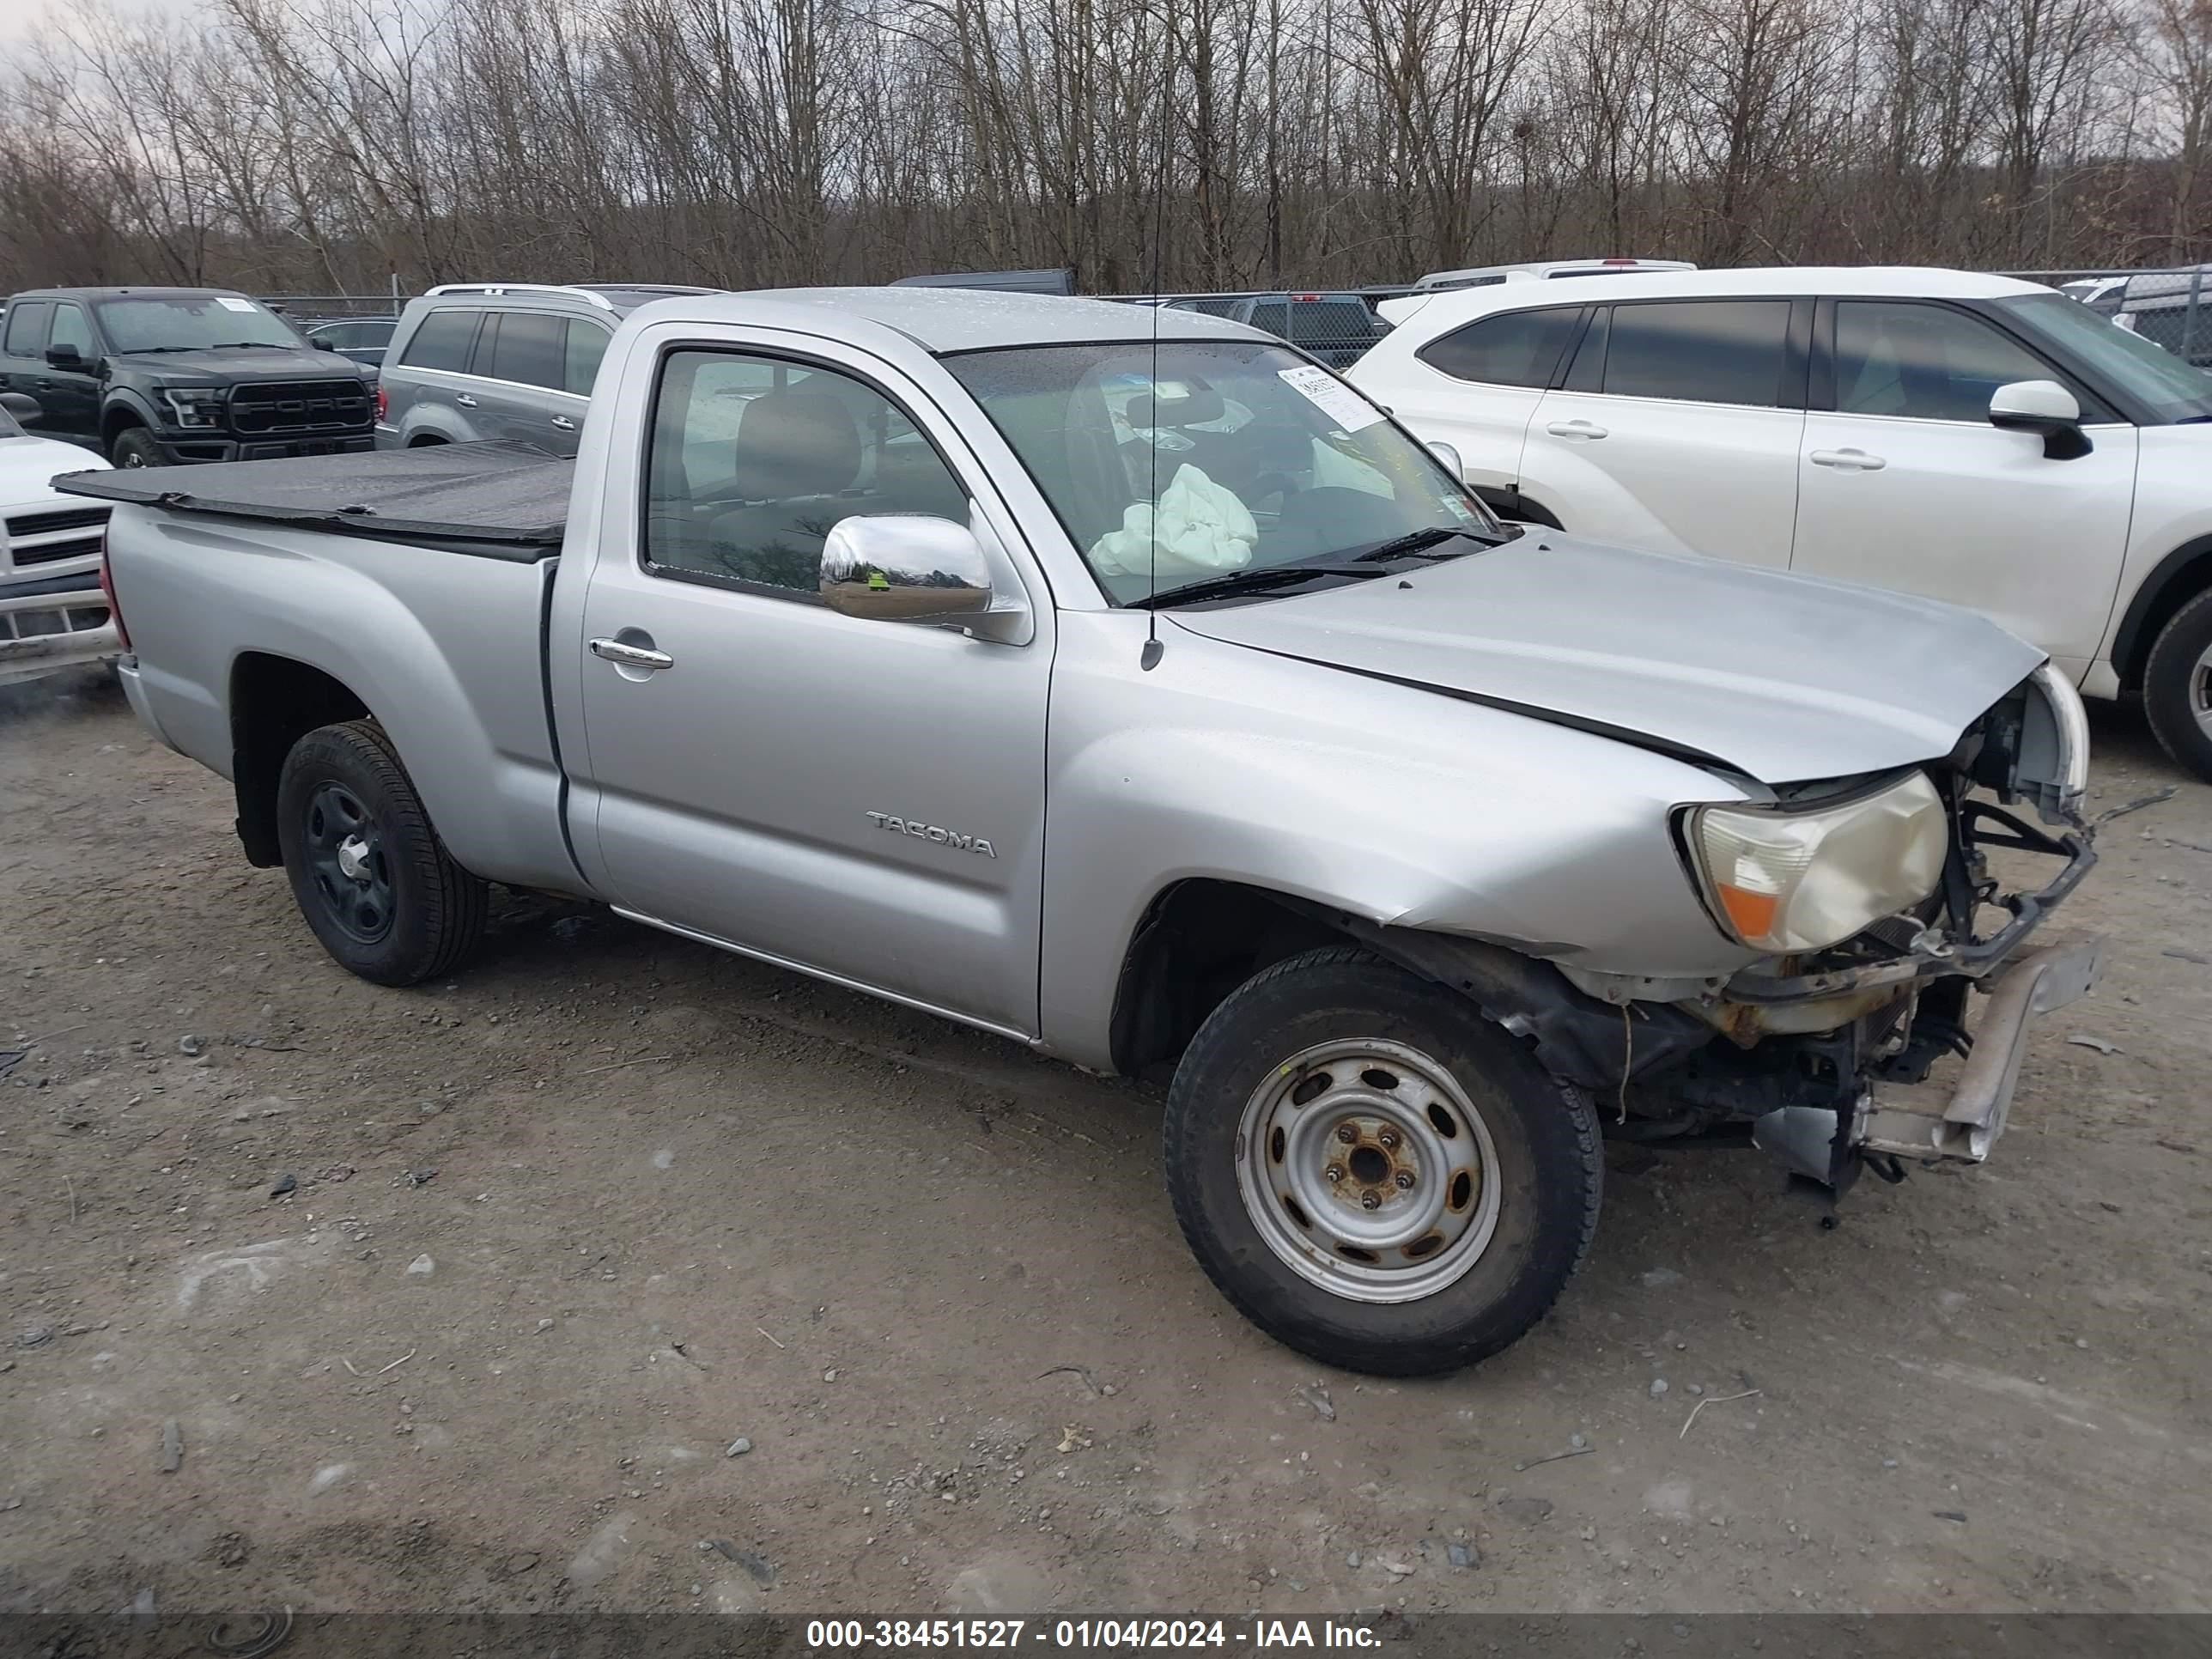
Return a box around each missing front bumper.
[1855,934,2106,1164]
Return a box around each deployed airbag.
[1088,464,1257,578]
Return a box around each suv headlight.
[161,386,226,428]
[1685,770,1948,953]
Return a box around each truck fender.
[100,387,163,442]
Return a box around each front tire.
[1163,946,1601,1376]
[2142,588,2212,783]
[109,428,163,468]
[275,720,488,985]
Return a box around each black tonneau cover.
[56,441,571,556]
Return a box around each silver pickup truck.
[72,288,2102,1376]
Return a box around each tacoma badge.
[866,811,997,858]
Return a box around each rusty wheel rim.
[1235,1037,1501,1304]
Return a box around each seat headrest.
[733,388,862,499]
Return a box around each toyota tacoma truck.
[70,288,2101,1376]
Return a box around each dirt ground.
[2,665,2208,1620]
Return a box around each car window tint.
[489,312,565,390]
[47,303,93,357]
[1560,307,1607,392]
[563,321,610,397]
[401,308,480,373]
[644,349,970,597]
[1602,301,1790,406]
[1834,301,2058,422]
[4,301,52,356]
[1419,307,1580,388]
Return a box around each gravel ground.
[2,665,2207,1617]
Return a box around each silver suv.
[375,283,717,455]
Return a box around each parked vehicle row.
[77,285,2099,1376]
[1351,265,2212,780]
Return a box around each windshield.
[1996,292,2212,422]
[94,295,303,354]
[945,340,1497,605]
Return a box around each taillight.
[99,527,131,653]
[374,383,388,422]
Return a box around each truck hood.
[1168,532,2046,784]
[0,433,107,507]
[117,347,367,380]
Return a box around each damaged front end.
[1619,662,2100,1192]
[1361,664,2104,1198]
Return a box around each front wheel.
[110,428,163,468]
[275,720,488,985]
[2142,588,2212,783]
[1163,946,1601,1376]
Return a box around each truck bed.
[57,441,570,556]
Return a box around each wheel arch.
[2111,533,2212,690]
[228,652,374,866]
[100,393,159,445]
[1105,879,1714,1092]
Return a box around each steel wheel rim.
[2191,641,2212,739]
[302,782,394,944]
[1235,1036,1502,1304]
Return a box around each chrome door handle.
[454,392,478,408]
[550,416,576,431]
[589,637,673,671]
[1546,419,1607,440]
[1809,447,1886,471]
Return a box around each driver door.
[1790,298,2135,672]
[570,340,1052,1037]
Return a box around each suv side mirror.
[0,391,42,426]
[820,514,993,623]
[1990,380,2092,460]
[44,343,86,370]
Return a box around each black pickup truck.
[0,287,374,467]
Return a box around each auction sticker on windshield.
[216,296,258,312]
[1278,365,1384,433]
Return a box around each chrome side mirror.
[0,391,42,427]
[1426,440,1463,480]
[820,514,993,623]
[1989,380,2091,460]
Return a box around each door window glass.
[400,308,481,372]
[644,349,970,596]
[47,304,93,357]
[487,312,566,389]
[1602,301,1791,406]
[1419,307,1580,388]
[563,322,610,396]
[1834,301,2063,423]
[4,302,52,356]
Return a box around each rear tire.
[109,428,162,468]
[275,720,488,985]
[1162,946,1601,1376]
[2142,588,2212,784]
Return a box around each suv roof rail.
[572,283,719,295]
[420,283,617,310]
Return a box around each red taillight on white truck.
[374,383,388,422]
[99,527,131,653]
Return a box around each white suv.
[1350,266,2212,779]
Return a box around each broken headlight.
[1685,770,1948,953]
